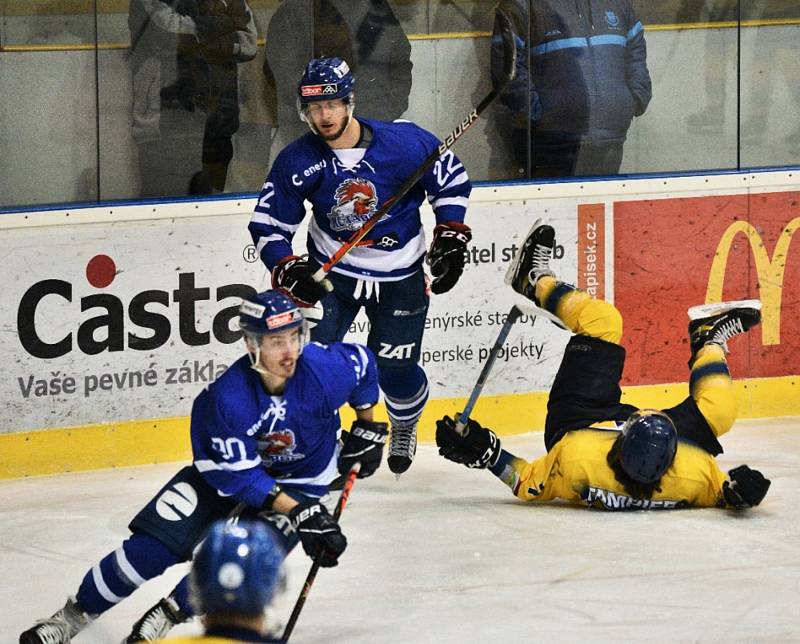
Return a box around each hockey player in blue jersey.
[19,290,386,644]
[249,57,473,475]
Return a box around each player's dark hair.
[606,433,661,500]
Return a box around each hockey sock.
[689,343,737,438]
[76,532,180,615]
[381,365,429,428]
[536,277,622,344]
[169,574,193,617]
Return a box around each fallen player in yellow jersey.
[436,220,770,510]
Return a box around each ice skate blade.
[688,300,762,321]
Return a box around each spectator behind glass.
[262,0,413,156]
[160,0,258,194]
[128,0,203,198]
[489,0,652,179]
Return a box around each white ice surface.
[2,417,799,643]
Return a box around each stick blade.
[494,8,518,86]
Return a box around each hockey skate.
[504,219,556,300]
[19,596,91,644]
[122,596,187,643]
[504,220,568,329]
[688,300,762,366]
[387,421,417,475]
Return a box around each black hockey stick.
[311,9,518,281]
[454,305,524,435]
[282,462,361,642]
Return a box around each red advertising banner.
[577,203,605,300]
[614,191,800,385]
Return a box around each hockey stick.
[454,305,523,435]
[282,462,361,642]
[311,9,518,281]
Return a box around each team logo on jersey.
[328,178,383,232]
[258,429,304,464]
[605,10,619,27]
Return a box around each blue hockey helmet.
[239,290,309,366]
[297,57,355,105]
[617,410,678,484]
[189,520,286,616]
[239,289,305,336]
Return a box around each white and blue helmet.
[239,290,309,369]
[189,520,286,616]
[297,57,356,133]
[297,56,355,105]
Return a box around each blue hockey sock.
[381,365,429,427]
[76,532,180,616]
[170,574,193,616]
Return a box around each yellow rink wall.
[1,376,797,479]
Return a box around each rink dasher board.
[1,170,798,477]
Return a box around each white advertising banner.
[3,169,798,435]
[0,201,580,434]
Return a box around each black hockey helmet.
[617,410,678,484]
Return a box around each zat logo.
[328,178,382,232]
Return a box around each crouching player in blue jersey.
[249,57,473,476]
[436,221,771,510]
[20,290,385,644]
[151,520,287,643]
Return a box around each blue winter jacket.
[492,0,652,144]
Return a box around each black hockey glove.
[436,415,501,469]
[427,222,472,295]
[339,419,388,478]
[288,501,347,567]
[722,465,771,509]
[272,255,333,307]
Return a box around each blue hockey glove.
[427,222,472,294]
